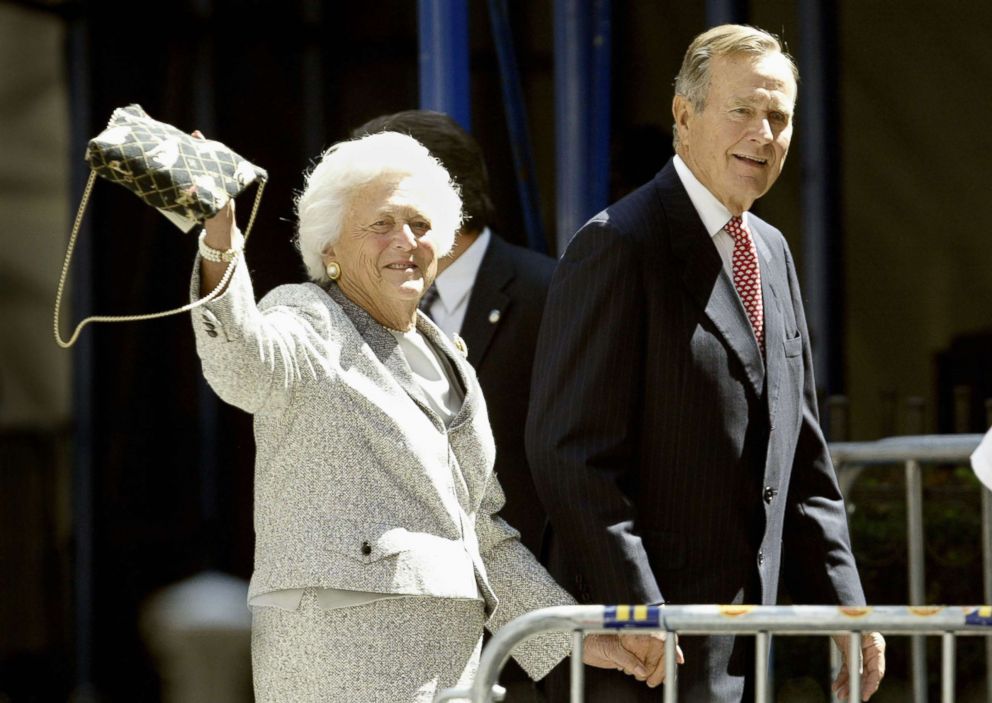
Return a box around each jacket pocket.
[642,529,687,570]
[324,519,411,565]
[783,332,803,358]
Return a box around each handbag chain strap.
[53,174,266,349]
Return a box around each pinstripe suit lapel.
[658,165,766,396]
[753,221,786,426]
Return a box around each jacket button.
[763,486,778,504]
[206,330,218,338]
[360,541,372,556]
[757,550,765,566]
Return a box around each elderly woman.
[191,131,666,702]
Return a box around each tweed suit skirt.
[252,588,487,702]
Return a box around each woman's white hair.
[295,131,463,283]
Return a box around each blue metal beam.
[589,0,611,211]
[418,0,471,131]
[553,0,612,255]
[798,0,843,396]
[487,0,548,253]
[706,0,748,26]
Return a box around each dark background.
[1,0,991,701]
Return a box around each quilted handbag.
[54,104,268,348]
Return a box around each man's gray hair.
[673,24,799,148]
[295,131,463,283]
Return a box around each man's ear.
[672,95,692,142]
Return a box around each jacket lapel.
[416,312,480,430]
[460,235,513,368]
[326,284,444,429]
[657,162,766,396]
[752,221,786,425]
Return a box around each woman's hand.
[582,631,683,687]
[193,130,238,250]
[193,130,239,297]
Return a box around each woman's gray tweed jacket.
[190,257,573,679]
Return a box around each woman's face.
[325,175,439,310]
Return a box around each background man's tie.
[418,283,439,321]
[725,215,764,354]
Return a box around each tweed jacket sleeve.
[474,471,575,680]
[189,256,336,413]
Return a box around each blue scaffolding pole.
[553,0,611,254]
[798,0,842,397]
[418,0,471,130]
[487,0,548,253]
[706,0,748,26]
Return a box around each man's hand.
[619,631,684,687]
[832,632,886,701]
[581,632,684,688]
[582,634,649,679]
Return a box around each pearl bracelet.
[198,227,245,263]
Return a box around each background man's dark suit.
[461,233,556,556]
[526,160,865,701]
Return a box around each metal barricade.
[434,604,992,703]
[830,434,986,702]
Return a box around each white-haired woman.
[191,131,665,702]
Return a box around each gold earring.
[326,261,341,280]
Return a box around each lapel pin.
[488,309,501,324]
[452,333,468,357]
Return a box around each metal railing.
[434,604,992,703]
[830,434,986,702]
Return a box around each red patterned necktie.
[725,216,764,354]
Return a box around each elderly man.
[527,25,885,702]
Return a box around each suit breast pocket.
[325,519,411,565]
[783,333,803,358]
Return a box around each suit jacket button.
[488,309,501,324]
[757,550,765,566]
[361,541,372,556]
[206,330,218,338]
[763,486,777,504]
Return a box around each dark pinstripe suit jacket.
[526,160,865,701]
[460,233,556,557]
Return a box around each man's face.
[673,51,797,215]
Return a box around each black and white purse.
[54,104,268,348]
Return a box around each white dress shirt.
[672,155,754,277]
[427,227,491,339]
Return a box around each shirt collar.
[672,155,750,237]
[433,227,491,313]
